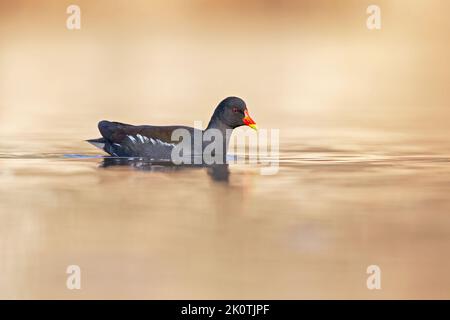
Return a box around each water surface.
[2,130,450,299]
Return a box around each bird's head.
[215,96,257,130]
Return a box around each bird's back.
[88,120,198,158]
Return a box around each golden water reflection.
[1,132,450,299]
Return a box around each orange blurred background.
[1,0,449,139]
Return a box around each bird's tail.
[86,137,106,150]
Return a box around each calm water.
[1,130,450,299]
[3,0,450,300]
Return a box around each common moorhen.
[87,96,257,159]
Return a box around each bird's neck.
[205,116,233,153]
[206,117,231,131]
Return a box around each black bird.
[87,97,257,160]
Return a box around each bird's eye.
[232,107,239,113]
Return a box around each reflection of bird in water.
[87,96,256,159]
[100,158,230,183]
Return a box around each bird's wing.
[98,120,194,144]
[96,120,197,158]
